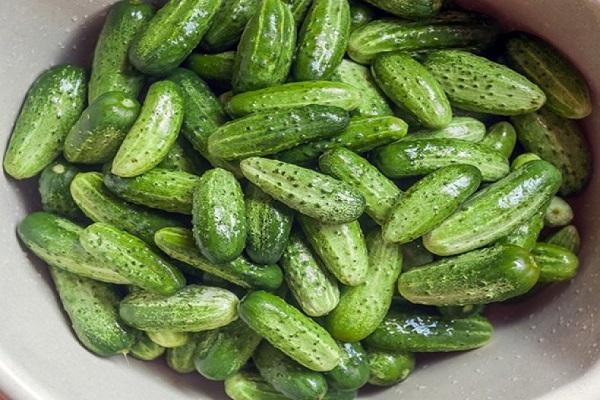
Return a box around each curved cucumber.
[480,121,517,158]
[499,208,545,251]
[367,349,415,386]
[544,196,573,227]
[147,330,190,348]
[201,0,260,51]
[130,333,166,361]
[225,372,289,400]
[186,51,235,82]
[533,242,579,283]
[38,160,84,221]
[364,0,441,19]
[404,116,486,142]
[546,225,580,254]
[326,342,369,391]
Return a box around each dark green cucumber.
[147,330,190,348]
[49,267,136,356]
[544,196,573,227]
[119,285,239,332]
[512,107,591,195]
[511,153,541,170]
[240,157,365,224]
[364,0,441,19]
[401,239,434,270]
[325,230,402,342]
[404,116,486,142]
[533,242,579,283]
[366,349,414,386]
[225,372,289,400]
[186,51,235,82]
[546,225,580,254]
[383,165,482,244]
[372,52,452,129]
[130,332,166,361]
[38,160,84,220]
[157,137,208,174]
[480,121,517,158]
[326,342,369,391]
[201,0,260,51]
[506,32,592,119]
[245,184,294,265]
[166,334,199,373]
[349,0,374,31]
[294,0,351,80]
[284,0,314,24]
[238,291,340,371]
[499,208,545,251]
[3,65,87,179]
[232,0,296,92]
[319,147,402,225]
[438,304,485,319]
[373,138,509,182]
[129,0,222,75]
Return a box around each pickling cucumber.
[166,335,199,373]
[326,342,370,391]
[225,372,289,400]
[479,121,517,158]
[499,208,545,251]
[349,0,375,31]
[511,153,541,170]
[147,330,190,348]
[201,0,260,51]
[130,332,166,361]
[157,137,208,175]
[366,349,415,386]
[546,225,580,254]
[533,242,579,283]
[38,160,85,221]
[186,51,236,82]
[363,0,441,19]
[544,196,573,227]
[404,116,485,142]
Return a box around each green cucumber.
[186,51,235,82]
[319,147,401,225]
[201,0,260,51]
[294,0,351,80]
[130,333,166,360]
[366,349,414,386]
[157,137,208,174]
[546,225,580,254]
[349,0,374,31]
[238,291,340,371]
[533,242,579,283]
[511,153,541,170]
[438,304,485,319]
[326,342,369,391]
[372,52,452,129]
[280,233,340,316]
[167,335,199,373]
[373,138,509,182]
[480,121,517,158]
[3,65,87,179]
[401,239,434,270]
[129,0,222,75]
[147,330,190,348]
[38,160,84,221]
[232,0,296,93]
[423,50,546,115]
[499,208,545,251]
[225,372,289,400]
[506,32,592,119]
[325,230,402,341]
[544,196,573,227]
[364,0,441,19]
[240,157,365,224]
[404,116,485,142]
[119,285,239,332]
[383,164,482,244]
[50,267,136,356]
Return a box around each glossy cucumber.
[546,225,580,254]
[480,121,517,158]
[404,116,486,142]
[186,51,235,82]
[349,0,374,31]
[38,160,84,221]
[366,349,415,386]
[511,153,541,170]
[166,335,199,373]
[533,242,579,283]
[130,332,166,361]
[364,0,441,19]
[225,372,289,400]
[147,330,190,348]
[157,137,207,174]
[499,208,545,251]
[544,196,573,227]
[326,342,369,391]
[201,0,260,51]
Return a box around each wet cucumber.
[499,208,545,251]
[130,332,166,361]
[366,349,414,386]
[38,160,85,221]
[157,137,208,174]
[3,65,87,180]
[326,342,370,391]
[349,0,374,31]
[546,225,580,254]
[225,372,289,400]
[479,121,517,158]
[544,196,573,227]
[186,51,236,82]
[166,334,199,373]
[147,330,190,348]
[403,116,485,142]
[511,152,541,170]
[364,0,441,19]
[201,0,260,52]
[533,242,579,283]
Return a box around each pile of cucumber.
[3,0,591,398]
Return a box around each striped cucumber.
[326,342,369,391]
[201,0,260,51]
[147,330,189,348]
[544,196,573,227]
[186,51,235,82]
[349,0,374,31]
[130,333,166,361]
[480,121,517,158]
[38,160,84,221]
[364,0,441,19]
[533,242,579,283]
[511,153,541,170]
[366,349,415,386]
[404,116,486,142]
[166,334,199,373]
[225,372,289,400]
[546,225,580,254]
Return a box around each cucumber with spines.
[403,117,485,142]
[546,225,581,254]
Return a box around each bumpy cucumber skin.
[326,342,370,391]
[294,0,351,80]
[129,0,223,75]
[225,372,289,400]
[254,342,329,400]
[3,65,87,180]
[364,0,441,19]
[547,225,580,254]
[533,242,579,283]
[367,349,415,386]
[512,107,591,196]
[166,335,199,373]
[499,208,545,251]
[147,330,190,348]
[186,51,236,82]
[319,147,401,225]
[544,196,573,227]
[238,291,341,372]
[130,332,166,361]
[480,121,517,158]
[506,32,592,119]
[39,160,84,221]
[383,165,482,244]
[49,267,136,356]
[201,0,260,51]
[119,285,239,332]
[373,138,509,182]
[70,172,182,244]
[372,52,452,129]
[325,230,402,342]
[405,116,486,142]
[424,50,546,115]
[365,309,493,352]
[233,0,296,93]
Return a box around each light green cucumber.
[38,160,85,221]
[533,242,580,284]
[499,208,545,251]
[364,0,441,19]
[544,196,573,227]
[546,225,580,254]
[130,332,166,360]
[403,117,485,142]
[511,153,541,170]
[201,0,261,51]
[147,330,190,348]
[326,342,369,391]
[480,121,517,158]
[186,51,236,82]
[167,335,199,373]
[225,372,289,400]
[349,0,374,31]
[366,349,415,386]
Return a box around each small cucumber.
[438,304,485,319]
[201,0,260,51]
[366,349,415,386]
[372,52,452,129]
[546,225,580,254]
[294,0,351,80]
[158,137,209,174]
[544,196,573,227]
[280,233,340,316]
[319,147,401,225]
[533,242,579,284]
[225,372,289,400]
[167,335,199,373]
[423,50,546,115]
[130,333,166,361]
[3,65,87,180]
[120,285,239,332]
[298,216,369,286]
[232,0,296,93]
[325,230,402,342]
[186,51,236,82]
[401,239,434,270]
[240,157,365,224]
[511,153,541,170]
[147,330,190,348]
[480,121,517,158]
[326,342,369,391]
[49,267,136,356]
[499,208,545,251]
[364,0,441,19]
[404,116,486,142]
[349,0,374,31]
[383,164,482,244]
[129,0,223,75]
[373,138,509,182]
[238,291,340,371]
[38,160,84,221]
[506,32,592,119]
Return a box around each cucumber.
[186,51,236,82]
[157,137,208,174]
[167,335,199,373]
[319,147,401,225]
[423,50,546,115]
[330,59,393,117]
[194,319,262,380]
[284,0,313,23]
[373,138,509,182]
[546,225,580,254]
[499,208,545,251]
[225,372,289,400]
[3,65,87,180]
[201,0,260,52]
[208,105,350,160]
[326,342,369,391]
[225,82,361,117]
[298,216,369,286]
[192,168,246,263]
[324,230,402,342]
[119,285,239,332]
[349,0,374,31]
[245,184,294,265]
[506,32,592,119]
[364,0,441,19]
[366,349,415,386]
[544,196,573,227]
[480,121,517,158]
[401,239,434,270]
[438,304,485,319]
[38,160,84,221]
[511,153,541,170]
[511,107,591,195]
[278,115,407,166]
[232,0,296,93]
[399,244,540,305]
[89,0,154,102]
[383,164,482,244]
[147,330,190,348]
[372,52,452,129]
[129,0,223,75]
[49,267,136,356]
[80,223,185,295]
[294,0,351,80]
[240,157,365,224]
[238,291,340,371]
[404,116,485,142]
[130,332,166,361]
[365,308,493,352]
[280,233,340,316]
[533,243,579,283]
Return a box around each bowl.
[1,0,599,399]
